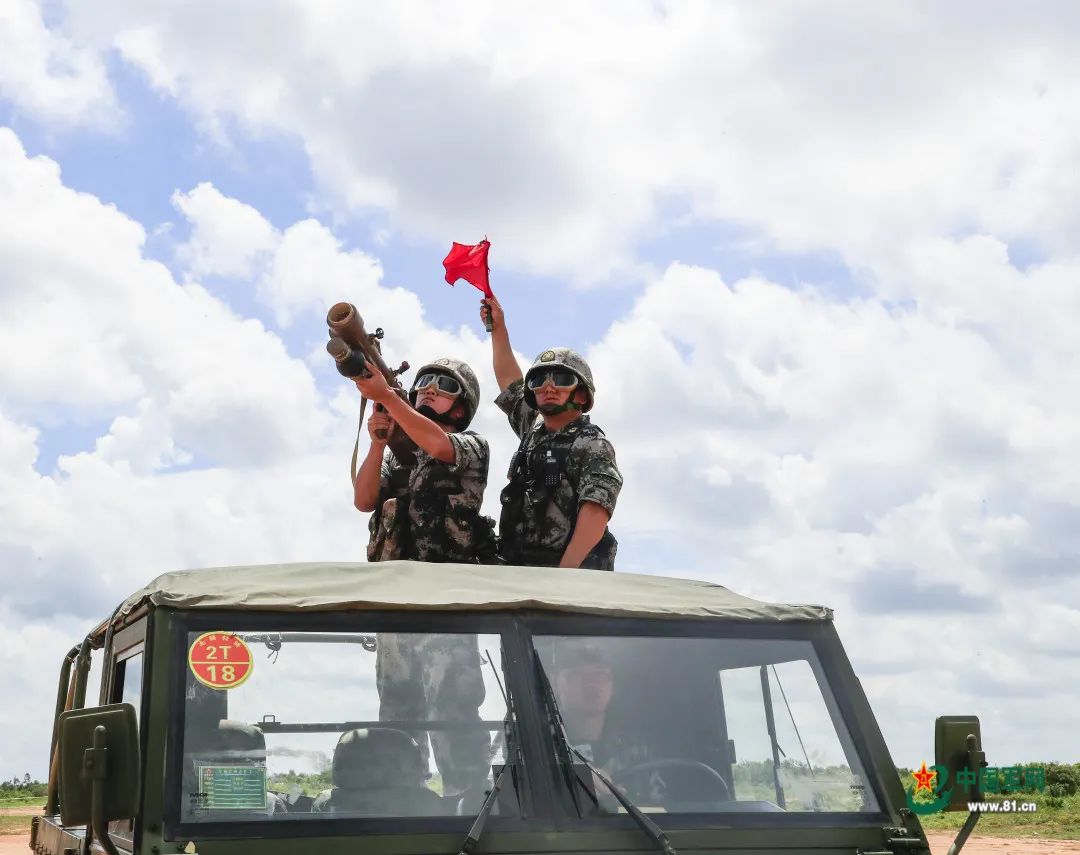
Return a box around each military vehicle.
[33,561,988,855]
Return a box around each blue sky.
[3,59,311,243]
[7,56,862,476]
[6,58,649,377]
[2,0,1080,780]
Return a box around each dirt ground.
[925,833,1080,855]
[0,836,26,855]
[0,806,36,855]
[2,822,1079,854]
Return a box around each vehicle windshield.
[534,633,879,816]
[177,628,518,823]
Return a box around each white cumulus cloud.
[172,182,280,279]
[0,0,119,126]
[56,1,1080,281]
[5,2,1080,775]
[0,133,514,776]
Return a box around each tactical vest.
[367,453,499,565]
[498,422,617,570]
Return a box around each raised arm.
[481,296,524,392]
[354,411,391,511]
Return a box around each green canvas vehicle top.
[35,561,983,855]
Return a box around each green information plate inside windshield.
[196,765,267,810]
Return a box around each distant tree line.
[0,774,47,798]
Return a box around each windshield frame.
[521,612,894,831]
[161,608,896,841]
[162,608,544,841]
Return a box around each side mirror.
[934,715,984,812]
[59,703,140,827]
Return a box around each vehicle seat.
[215,720,267,759]
[321,728,448,817]
[197,720,286,816]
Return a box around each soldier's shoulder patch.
[572,419,604,439]
[540,350,555,362]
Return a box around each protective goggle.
[526,370,579,390]
[412,373,462,396]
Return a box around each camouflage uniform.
[366,430,494,563]
[375,633,490,795]
[495,350,622,569]
[364,358,494,795]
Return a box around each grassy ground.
[916,794,1080,840]
[0,797,44,836]
[0,784,46,836]
[2,784,1077,840]
[898,764,1080,841]
[0,815,32,835]
[2,806,1078,839]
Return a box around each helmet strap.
[538,400,582,415]
[417,401,470,432]
[416,404,456,425]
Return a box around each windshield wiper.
[458,761,512,855]
[759,664,788,809]
[457,649,520,855]
[530,649,597,817]
[532,650,678,855]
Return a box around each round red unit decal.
[188,632,254,690]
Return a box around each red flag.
[443,239,492,299]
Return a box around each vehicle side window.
[718,658,877,812]
[117,651,144,726]
[108,649,144,840]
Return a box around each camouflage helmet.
[552,639,613,673]
[524,347,595,413]
[409,357,481,429]
[332,728,427,790]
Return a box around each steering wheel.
[611,758,732,802]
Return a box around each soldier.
[353,357,496,563]
[551,641,731,807]
[548,641,651,804]
[481,297,623,569]
[352,357,493,796]
[551,641,618,766]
